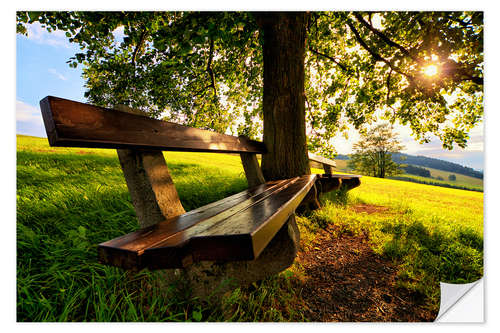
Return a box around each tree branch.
[206,38,218,99]
[309,47,351,73]
[344,14,412,80]
[131,27,148,68]
[353,12,483,86]
[386,68,392,103]
[352,12,416,62]
[193,84,211,98]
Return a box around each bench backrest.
[40,96,336,175]
[308,152,336,174]
[40,96,266,154]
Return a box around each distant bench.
[40,96,361,271]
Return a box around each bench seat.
[98,175,317,270]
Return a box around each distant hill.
[335,154,350,160]
[335,152,483,179]
[392,153,483,179]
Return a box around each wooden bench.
[40,96,361,271]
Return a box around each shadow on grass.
[16,150,248,321]
[297,231,437,321]
[380,218,483,287]
[305,192,483,315]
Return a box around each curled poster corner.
[435,278,483,322]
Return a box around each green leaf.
[192,310,202,322]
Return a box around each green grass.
[309,175,483,310]
[17,135,304,321]
[17,135,483,321]
[388,175,483,192]
[424,166,483,187]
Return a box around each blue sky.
[16,20,485,171]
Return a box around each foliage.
[448,174,457,181]
[348,123,404,178]
[17,11,483,151]
[307,11,483,151]
[403,164,431,177]
[17,12,262,136]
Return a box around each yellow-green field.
[349,176,483,233]
[425,166,483,187]
[17,135,483,321]
[333,159,349,172]
[305,171,483,309]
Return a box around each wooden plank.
[145,175,317,268]
[315,174,362,194]
[99,176,316,270]
[323,164,333,175]
[98,178,294,269]
[308,152,336,168]
[341,177,361,190]
[40,96,267,154]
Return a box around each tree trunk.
[256,12,311,181]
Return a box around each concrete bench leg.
[182,214,300,299]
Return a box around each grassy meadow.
[334,159,483,192]
[17,135,483,321]
[425,166,483,188]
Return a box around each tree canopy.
[17,11,483,156]
[348,123,404,178]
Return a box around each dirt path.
[294,222,437,322]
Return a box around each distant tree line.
[389,176,482,192]
[336,154,350,160]
[339,152,482,180]
[402,165,431,177]
[391,153,483,179]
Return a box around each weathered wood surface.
[308,152,336,168]
[98,175,317,270]
[39,96,363,276]
[40,96,266,153]
[322,164,333,175]
[316,174,362,193]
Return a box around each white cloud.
[16,101,47,138]
[21,21,126,50]
[21,22,71,49]
[48,68,67,81]
[16,100,42,123]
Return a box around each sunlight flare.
[423,64,439,77]
[424,64,439,77]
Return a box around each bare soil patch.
[351,203,389,214]
[294,224,437,322]
[28,148,58,153]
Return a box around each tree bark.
[256,12,311,181]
